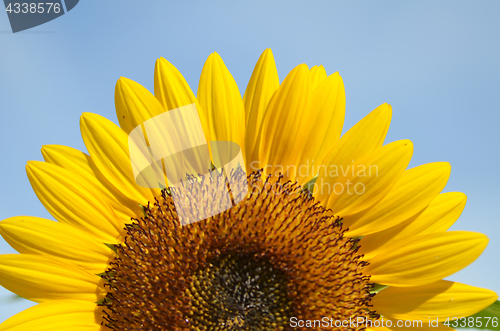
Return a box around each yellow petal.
[315,140,413,217]
[197,52,245,148]
[0,216,112,274]
[359,192,466,260]
[244,49,279,168]
[41,144,141,224]
[154,57,198,110]
[250,63,312,183]
[301,72,346,169]
[366,231,489,287]
[309,65,327,89]
[345,162,451,237]
[372,280,498,321]
[80,112,158,204]
[0,300,102,330]
[249,64,346,184]
[323,103,392,168]
[154,58,215,180]
[26,161,122,243]
[0,255,103,303]
[115,77,166,135]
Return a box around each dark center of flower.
[100,169,377,331]
[186,253,291,330]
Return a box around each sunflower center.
[186,253,291,330]
[100,170,376,331]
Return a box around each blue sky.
[0,1,499,328]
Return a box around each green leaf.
[455,300,500,330]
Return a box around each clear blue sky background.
[0,1,499,329]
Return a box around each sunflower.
[0,49,497,331]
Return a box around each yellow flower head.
[0,49,497,331]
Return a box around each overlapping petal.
[244,49,279,169]
[360,192,466,259]
[302,71,345,169]
[41,145,141,224]
[372,280,498,320]
[366,231,488,286]
[344,162,451,237]
[323,103,392,168]
[315,140,413,217]
[309,65,327,89]
[115,77,166,135]
[154,57,199,111]
[0,255,103,303]
[0,216,112,274]
[80,112,159,203]
[197,52,245,149]
[26,161,122,242]
[0,300,102,331]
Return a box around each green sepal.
[302,174,318,197]
[95,271,115,278]
[138,203,147,217]
[96,297,112,305]
[0,294,23,303]
[454,300,500,330]
[104,243,118,254]
[370,283,388,294]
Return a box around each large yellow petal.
[322,103,392,169]
[366,231,488,287]
[309,65,327,89]
[248,64,346,184]
[244,49,279,169]
[154,57,212,154]
[315,140,413,217]
[197,52,245,148]
[41,145,141,224]
[154,57,198,110]
[300,71,346,173]
[0,255,103,303]
[0,216,112,274]
[26,161,122,243]
[359,192,466,260]
[80,112,158,204]
[115,77,166,135]
[0,300,102,330]
[344,162,451,237]
[243,49,280,125]
[250,63,312,183]
[372,280,498,321]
